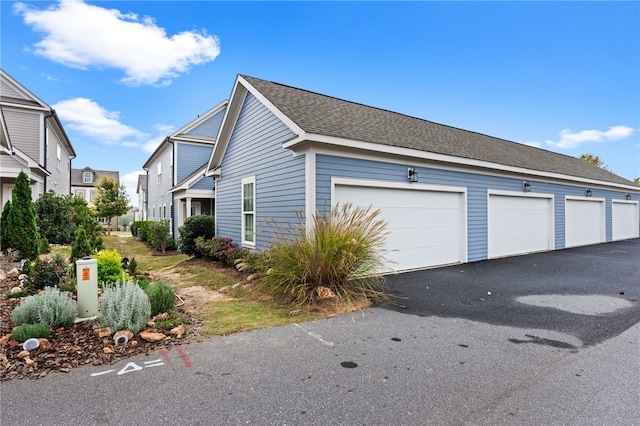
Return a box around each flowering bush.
[195,236,234,261]
[27,254,69,291]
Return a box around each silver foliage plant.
[100,280,151,334]
[12,286,77,327]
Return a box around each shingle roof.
[71,167,119,186]
[242,75,634,186]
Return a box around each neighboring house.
[205,74,640,273]
[71,167,119,230]
[143,101,227,238]
[134,174,147,222]
[0,68,76,208]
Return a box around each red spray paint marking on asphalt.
[158,348,176,372]
[176,346,192,368]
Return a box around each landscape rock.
[17,351,30,359]
[0,270,6,280]
[25,358,35,366]
[103,347,114,354]
[114,330,134,341]
[169,324,185,338]
[6,268,19,278]
[95,327,111,338]
[0,334,11,345]
[38,338,50,350]
[153,313,169,321]
[140,330,166,342]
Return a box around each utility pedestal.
[76,257,98,319]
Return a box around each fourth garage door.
[333,181,466,272]
[488,192,553,258]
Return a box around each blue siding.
[176,143,214,183]
[216,92,303,249]
[187,108,225,138]
[316,154,638,262]
[146,145,174,222]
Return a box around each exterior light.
[522,181,531,192]
[585,188,592,197]
[407,167,418,183]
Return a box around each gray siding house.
[0,69,76,208]
[143,101,227,237]
[206,75,640,273]
[70,167,120,230]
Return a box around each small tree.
[70,226,92,265]
[35,191,74,244]
[69,195,104,252]
[634,178,639,186]
[0,200,11,252]
[93,176,130,235]
[3,171,40,260]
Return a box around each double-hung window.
[241,176,256,246]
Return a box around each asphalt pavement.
[1,239,639,425]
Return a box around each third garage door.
[488,192,554,258]
[333,180,466,272]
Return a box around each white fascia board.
[142,137,171,170]
[0,70,50,110]
[284,134,640,192]
[172,100,228,137]
[207,80,247,174]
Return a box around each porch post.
[186,197,192,218]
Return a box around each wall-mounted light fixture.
[585,188,592,197]
[407,167,418,183]
[625,193,632,201]
[522,181,531,192]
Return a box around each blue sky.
[2,0,639,199]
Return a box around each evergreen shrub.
[11,287,77,327]
[100,280,151,334]
[144,281,175,316]
[177,215,215,257]
[11,323,51,343]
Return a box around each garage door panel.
[335,184,464,271]
[489,194,552,258]
[612,202,639,240]
[565,199,603,247]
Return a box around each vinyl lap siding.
[146,146,174,221]
[187,109,225,138]
[3,109,41,160]
[176,143,213,183]
[45,127,71,195]
[315,154,636,262]
[216,92,302,250]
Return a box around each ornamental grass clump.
[100,280,151,334]
[11,286,77,327]
[261,203,390,307]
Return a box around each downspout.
[171,140,176,236]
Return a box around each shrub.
[27,255,69,291]
[194,236,234,260]
[2,171,40,260]
[70,226,92,265]
[235,251,271,275]
[137,221,152,242]
[68,195,104,252]
[12,287,77,327]
[144,281,176,316]
[149,219,171,253]
[100,280,151,334]
[96,249,124,286]
[177,215,215,257]
[0,199,11,252]
[260,203,390,307]
[35,191,74,245]
[128,257,138,277]
[11,323,51,343]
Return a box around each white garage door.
[488,193,553,258]
[334,182,465,272]
[612,201,639,241]
[565,198,605,247]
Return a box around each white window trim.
[241,176,256,247]
[83,172,93,184]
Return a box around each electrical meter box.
[76,257,98,318]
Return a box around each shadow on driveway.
[379,239,640,347]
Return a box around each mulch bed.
[0,267,204,382]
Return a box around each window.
[75,189,85,198]
[241,176,256,246]
[90,189,98,202]
[83,172,93,184]
[56,144,61,171]
[157,162,162,184]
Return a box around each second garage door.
[565,198,605,248]
[333,180,466,272]
[488,192,554,258]
[612,200,640,241]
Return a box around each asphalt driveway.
[381,239,640,347]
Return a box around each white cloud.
[121,170,145,202]
[15,0,220,86]
[52,97,145,144]
[546,125,634,149]
[142,124,176,153]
